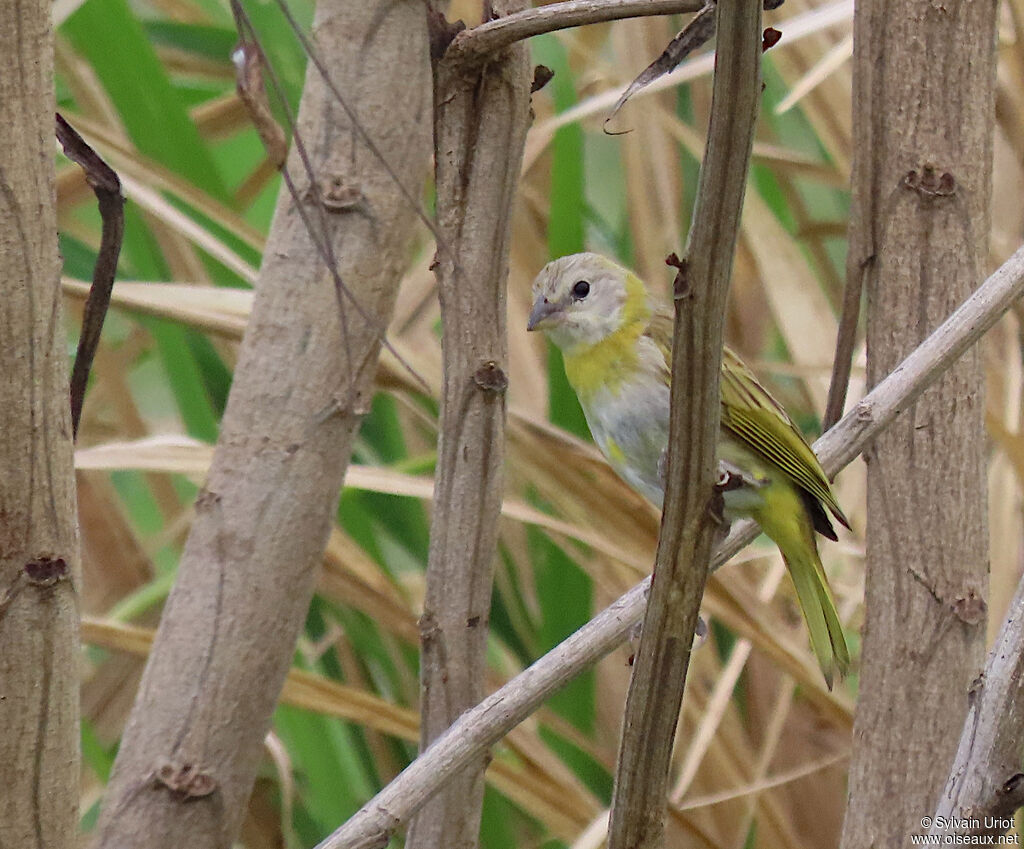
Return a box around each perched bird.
[528,252,850,687]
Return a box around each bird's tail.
[755,491,850,689]
[782,542,850,689]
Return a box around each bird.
[527,252,850,687]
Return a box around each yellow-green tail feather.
[783,545,850,689]
[753,481,850,689]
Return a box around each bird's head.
[528,253,651,353]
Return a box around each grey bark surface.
[0,2,82,847]
[930,569,1024,839]
[92,1,432,846]
[840,1,998,847]
[406,7,531,849]
[606,3,761,848]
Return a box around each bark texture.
[406,12,532,849]
[606,3,761,848]
[93,2,432,846]
[840,2,998,847]
[930,570,1024,840]
[0,2,82,846]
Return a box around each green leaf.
[62,0,229,200]
[528,527,594,732]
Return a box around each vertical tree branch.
[839,1,998,847]
[92,1,432,846]
[407,5,532,849]
[605,3,762,848]
[0,0,81,846]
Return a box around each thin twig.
[606,2,762,847]
[56,112,124,439]
[316,242,1024,849]
[446,0,706,62]
[822,254,866,429]
[232,43,287,169]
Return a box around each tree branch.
[317,241,1024,849]
[445,0,705,63]
[606,1,762,848]
[839,0,997,838]
[92,2,433,847]
[928,567,1024,839]
[0,2,81,846]
[406,4,532,848]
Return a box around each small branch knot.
[531,65,554,93]
[155,761,217,799]
[762,27,782,51]
[418,610,441,644]
[902,164,957,199]
[952,586,987,626]
[853,398,874,423]
[195,488,221,511]
[473,361,508,393]
[665,252,691,300]
[428,9,466,60]
[317,174,365,212]
[1001,773,1024,797]
[24,557,69,587]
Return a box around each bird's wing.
[719,348,849,530]
[642,309,850,531]
[641,309,673,382]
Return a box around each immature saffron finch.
[528,252,850,687]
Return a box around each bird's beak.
[527,297,562,331]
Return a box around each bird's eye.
[572,280,591,299]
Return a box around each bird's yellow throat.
[561,272,651,403]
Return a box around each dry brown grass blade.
[774,32,852,115]
[675,751,849,812]
[56,113,266,250]
[62,279,251,339]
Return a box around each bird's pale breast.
[574,341,671,507]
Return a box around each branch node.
[666,253,691,300]
[154,761,218,799]
[902,164,958,199]
[531,64,554,93]
[429,8,466,59]
[418,610,440,643]
[312,174,367,213]
[952,585,987,626]
[473,361,508,393]
[195,489,222,511]
[762,26,781,50]
[24,556,69,587]
[853,398,875,423]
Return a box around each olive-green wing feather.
[642,309,850,531]
[718,348,849,530]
